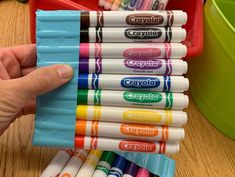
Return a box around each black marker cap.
[81,11,90,29]
[80,28,89,42]
[150,173,160,177]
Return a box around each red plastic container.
[29,0,203,58]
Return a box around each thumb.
[13,64,73,101]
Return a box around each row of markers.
[36,10,188,153]
[74,10,188,154]
[41,150,158,177]
[99,0,169,11]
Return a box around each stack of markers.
[76,10,189,154]
[41,150,162,177]
[99,0,169,11]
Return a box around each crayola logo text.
[123,48,162,59]
[123,110,162,122]
[123,91,163,103]
[124,28,162,39]
[121,77,160,89]
[120,124,158,136]
[124,59,162,70]
[119,141,156,152]
[126,14,164,25]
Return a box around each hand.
[0,44,73,135]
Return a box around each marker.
[108,155,127,177]
[80,43,187,59]
[75,136,180,154]
[75,120,185,141]
[79,58,188,75]
[99,0,106,7]
[92,151,116,177]
[140,0,152,10]
[77,74,189,92]
[123,161,138,177]
[135,0,145,10]
[76,105,188,126]
[80,11,187,27]
[111,0,122,10]
[127,0,139,10]
[136,168,149,177]
[77,90,189,110]
[59,150,89,177]
[151,0,169,10]
[80,27,186,43]
[149,173,159,177]
[104,0,115,9]
[119,0,131,10]
[76,150,103,177]
[40,149,73,177]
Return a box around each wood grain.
[0,1,234,177]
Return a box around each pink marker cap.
[80,43,89,58]
[137,168,149,177]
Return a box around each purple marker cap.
[79,58,89,73]
[124,161,138,177]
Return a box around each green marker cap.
[100,151,116,164]
[77,90,88,104]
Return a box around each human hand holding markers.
[0,45,73,135]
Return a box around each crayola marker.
[79,58,188,75]
[76,150,103,177]
[80,11,187,27]
[79,43,187,59]
[77,74,189,92]
[80,27,186,43]
[76,105,188,126]
[75,120,185,141]
[111,0,122,10]
[40,149,73,177]
[99,0,106,6]
[75,136,180,154]
[104,0,115,9]
[122,161,138,177]
[140,0,152,10]
[119,0,131,10]
[92,151,116,177]
[59,150,89,177]
[136,168,149,177]
[108,155,127,177]
[152,0,169,10]
[149,173,159,177]
[135,0,145,10]
[77,90,189,110]
[127,0,139,10]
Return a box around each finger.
[12,64,73,101]
[0,61,10,80]
[7,44,36,68]
[22,100,36,115]
[22,67,36,76]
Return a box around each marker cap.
[78,74,89,88]
[80,28,89,42]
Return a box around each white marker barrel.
[80,27,186,43]
[76,150,103,177]
[80,11,187,27]
[77,90,189,110]
[79,58,187,76]
[40,150,72,177]
[77,74,189,92]
[76,120,185,142]
[59,150,89,177]
[79,43,187,59]
[75,136,180,154]
[76,105,188,126]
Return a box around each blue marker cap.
[78,74,88,88]
[111,155,127,171]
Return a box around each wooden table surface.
[0,1,234,177]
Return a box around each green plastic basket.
[188,0,235,139]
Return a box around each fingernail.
[56,65,73,79]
